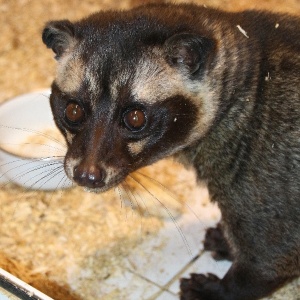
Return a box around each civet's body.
[43,3,300,299]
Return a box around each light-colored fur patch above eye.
[128,137,150,156]
[86,67,99,95]
[132,50,183,105]
[56,54,85,93]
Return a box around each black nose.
[73,163,105,189]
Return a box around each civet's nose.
[73,162,105,189]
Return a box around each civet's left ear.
[42,20,76,59]
[164,33,214,75]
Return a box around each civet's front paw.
[180,273,224,300]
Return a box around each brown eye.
[65,102,84,124]
[124,109,146,131]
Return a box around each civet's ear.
[42,20,76,59]
[164,33,214,75]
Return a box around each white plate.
[0,90,72,190]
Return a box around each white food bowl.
[0,90,72,190]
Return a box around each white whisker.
[136,171,201,222]
[115,186,124,210]
[0,142,66,153]
[124,179,145,214]
[124,179,154,218]
[118,183,134,220]
[121,181,146,239]
[0,124,66,148]
[128,174,192,255]
[22,164,65,189]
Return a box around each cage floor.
[67,186,230,300]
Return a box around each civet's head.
[42,6,218,192]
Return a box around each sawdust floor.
[0,0,300,299]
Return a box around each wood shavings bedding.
[0,159,197,299]
[0,251,80,300]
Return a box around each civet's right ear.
[42,20,76,59]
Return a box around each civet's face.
[43,9,217,191]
